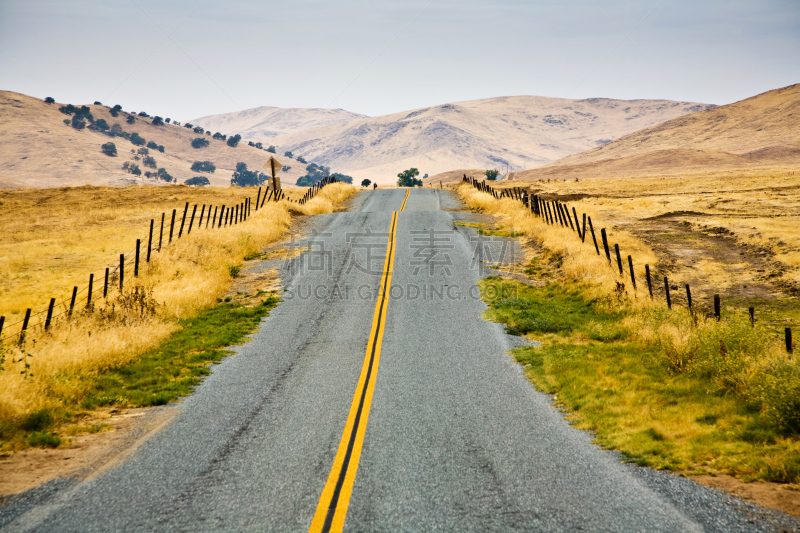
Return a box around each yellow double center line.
[400,187,410,211]
[308,209,400,533]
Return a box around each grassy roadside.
[0,295,279,450]
[458,183,800,483]
[0,182,357,450]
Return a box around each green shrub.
[229,265,241,278]
[94,118,109,130]
[147,141,158,150]
[21,409,54,431]
[191,160,215,173]
[227,134,241,147]
[126,115,135,124]
[143,155,157,168]
[71,115,86,130]
[27,432,62,448]
[130,132,145,146]
[152,116,164,126]
[94,101,102,105]
[44,96,55,104]
[157,168,173,182]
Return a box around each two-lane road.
[2,189,796,532]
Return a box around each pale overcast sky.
[1,0,798,121]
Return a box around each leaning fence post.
[601,229,611,262]
[187,204,197,234]
[104,268,109,298]
[685,284,692,310]
[87,273,94,308]
[169,209,176,243]
[588,217,600,255]
[177,202,188,238]
[199,205,206,230]
[159,213,164,251]
[645,264,653,298]
[627,255,636,290]
[135,239,140,277]
[614,244,623,275]
[565,205,576,231]
[69,286,78,316]
[147,219,154,262]
[664,277,672,309]
[714,295,721,321]
[219,205,226,228]
[0,316,4,340]
[581,213,587,242]
[786,328,793,354]
[45,298,55,331]
[256,187,262,211]
[19,308,31,345]
[120,254,125,291]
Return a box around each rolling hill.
[0,91,306,189]
[241,96,713,184]
[190,107,367,139]
[510,83,800,182]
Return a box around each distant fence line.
[0,177,341,346]
[462,175,795,354]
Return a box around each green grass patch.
[1,296,280,450]
[480,277,800,482]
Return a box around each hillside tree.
[361,179,371,188]
[485,169,499,180]
[227,134,242,147]
[101,142,117,156]
[397,168,422,187]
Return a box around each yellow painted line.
[308,211,399,533]
[400,188,410,211]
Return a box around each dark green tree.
[101,142,117,156]
[485,169,499,181]
[361,179,371,188]
[191,137,209,148]
[71,115,86,130]
[112,104,122,111]
[143,155,157,168]
[185,176,210,187]
[296,156,307,164]
[331,172,353,184]
[227,134,242,147]
[94,118,109,131]
[284,150,293,158]
[158,145,165,153]
[267,145,276,153]
[44,97,55,104]
[147,141,158,150]
[109,108,119,117]
[130,132,146,146]
[126,115,135,124]
[138,111,149,117]
[165,118,171,123]
[231,162,265,187]
[152,116,164,126]
[157,168,173,182]
[94,101,102,105]
[397,168,421,187]
[193,126,205,134]
[191,160,216,173]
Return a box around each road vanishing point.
[2,189,796,532]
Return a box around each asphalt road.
[2,188,799,532]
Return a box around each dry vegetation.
[457,179,800,488]
[0,183,356,429]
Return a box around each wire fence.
[463,175,795,354]
[0,179,342,346]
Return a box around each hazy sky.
[1,0,798,121]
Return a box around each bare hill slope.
[249,96,712,184]
[512,83,800,182]
[190,107,367,139]
[0,91,304,189]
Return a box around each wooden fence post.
[664,277,672,309]
[187,204,197,234]
[69,286,78,316]
[627,255,636,290]
[0,316,4,340]
[19,309,31,345]
[169,209,176,243]
[212,206,218,228]
[219,205,225,228]
[614,244,623,275]
[147,219,154,262]
[601,228,611,262]
[199,205,206,230]
[104,268,109,298]
[87,273,94,308]
[749,306,755,326]
[159,213,164,251]
[714,295,721,321]
[786,328,793,354]
[120,254,124,291]
[256,187,262,210]
[565,205,576,231]
[135,239,140,277]
[588,217,600,255]
[177,202,188,238]
[645,264,653,298]
[685,284,692,310]
[45,298,55,330]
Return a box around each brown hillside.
[0,91,305,189]
[512,83,800,182]
[424,169,487,186]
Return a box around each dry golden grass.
[0,183,356,421]
[457,183,658,296]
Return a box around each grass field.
[458,180,800,483]
[0,182,356,448]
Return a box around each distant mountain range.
[193,96,714,184]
